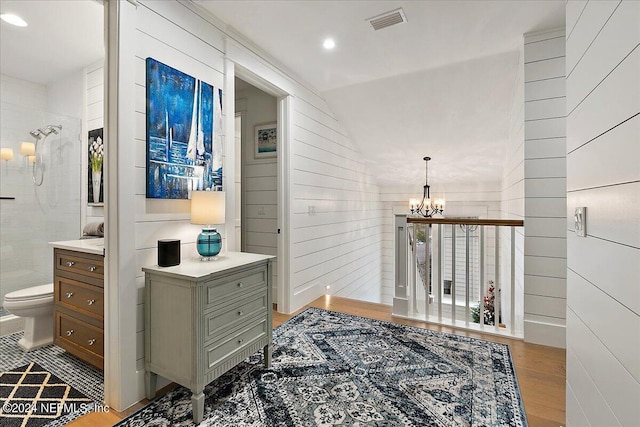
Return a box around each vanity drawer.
[54,311,104,369]
[204,318,267,368]
[204,267,267,308]
[55,277,103,319]
[204,291,267,343]
[55,249,104,281]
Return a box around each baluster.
[424,223,430,319]
[451,225,456,324]
[480,226,485,327]
[494,226,500,332]
[510,226,516,335]
[465,225,470,324]
[436,224,443,322]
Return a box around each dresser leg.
[192,389,205,424]
[145,371,157,400]
[263,343,272,368]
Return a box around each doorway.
[235,78,279,307]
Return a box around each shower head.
[30,124,62,139]
[38,125,62,137]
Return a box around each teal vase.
[197,228,221,258]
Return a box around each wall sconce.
[27,155,36,164]
[1,148,14,162]
[20,142,35,157]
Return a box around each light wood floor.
[68,296,565,427]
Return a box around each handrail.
[407,217,524,227]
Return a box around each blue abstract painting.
[146,58,223,199]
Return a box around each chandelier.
[409,156,445,217]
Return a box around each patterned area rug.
[0,362,93,427]
[0,332,103,427]
[116,307,527,426]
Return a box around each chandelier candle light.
[190,190,225,260]
[410,156,445,217]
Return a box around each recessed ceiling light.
[323,38,335,50]
[1,13,28,27]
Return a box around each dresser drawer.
[204,267,267,308]
[54,311,104,370]
[55,277,103,319]
[205,319,267,368]
[204,291,267,343]
[55,250,104,281]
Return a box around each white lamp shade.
[27,155,36,164]
[20,142,35,156]
[0,148,14,161]
[190,190,225,225]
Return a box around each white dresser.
[142,252,274,423]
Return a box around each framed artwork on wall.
[254,122,277,158]
[145,57,223,199]
[88,128,104,205]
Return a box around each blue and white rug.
[117,307,527,426]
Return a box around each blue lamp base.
[196,227,222,260]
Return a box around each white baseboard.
[524,319,566,348]
[0,315,24,336]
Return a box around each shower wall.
[0,74,82,304]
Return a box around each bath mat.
[115,307,527,426]
[0,362,94,427]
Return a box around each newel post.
[393,214,409,316]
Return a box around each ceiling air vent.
[366,8,407,31]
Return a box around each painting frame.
[145,57,223,199]
[88,128,104,206]
[254,122,277,158]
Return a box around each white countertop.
[49,238,105,256]
[142,252,275,280]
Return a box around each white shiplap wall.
[565,1,640,425]
[291,97,383,307]
[110,0,385,405]
[522,28,567,348]
[500,45,525,336]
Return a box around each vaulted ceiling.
[0,0,566,188]
[198,0,565,187]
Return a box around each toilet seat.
[4,283,53,302]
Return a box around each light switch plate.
[574,207,586,237]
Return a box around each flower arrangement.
[471,280,495,325]
[89,136,103,173]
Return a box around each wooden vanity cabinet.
[53,248,104,370]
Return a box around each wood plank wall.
[501,45,525,336]
[522,28,567,348]
[565,1,640,425]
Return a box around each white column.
[393,214,409,316]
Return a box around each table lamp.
[190,190,225,260]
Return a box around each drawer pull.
[238,311,244,316]
[66,261,75,267]
[65,292,74,298]
[238,339,243,345]
[237,282,244,288]
[87,299,96,306]
[66,330,74,336]
[88,266,97,272]
[88,339,96,346]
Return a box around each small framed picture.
[255,122,277,158]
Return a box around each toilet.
[3,284,54,351]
